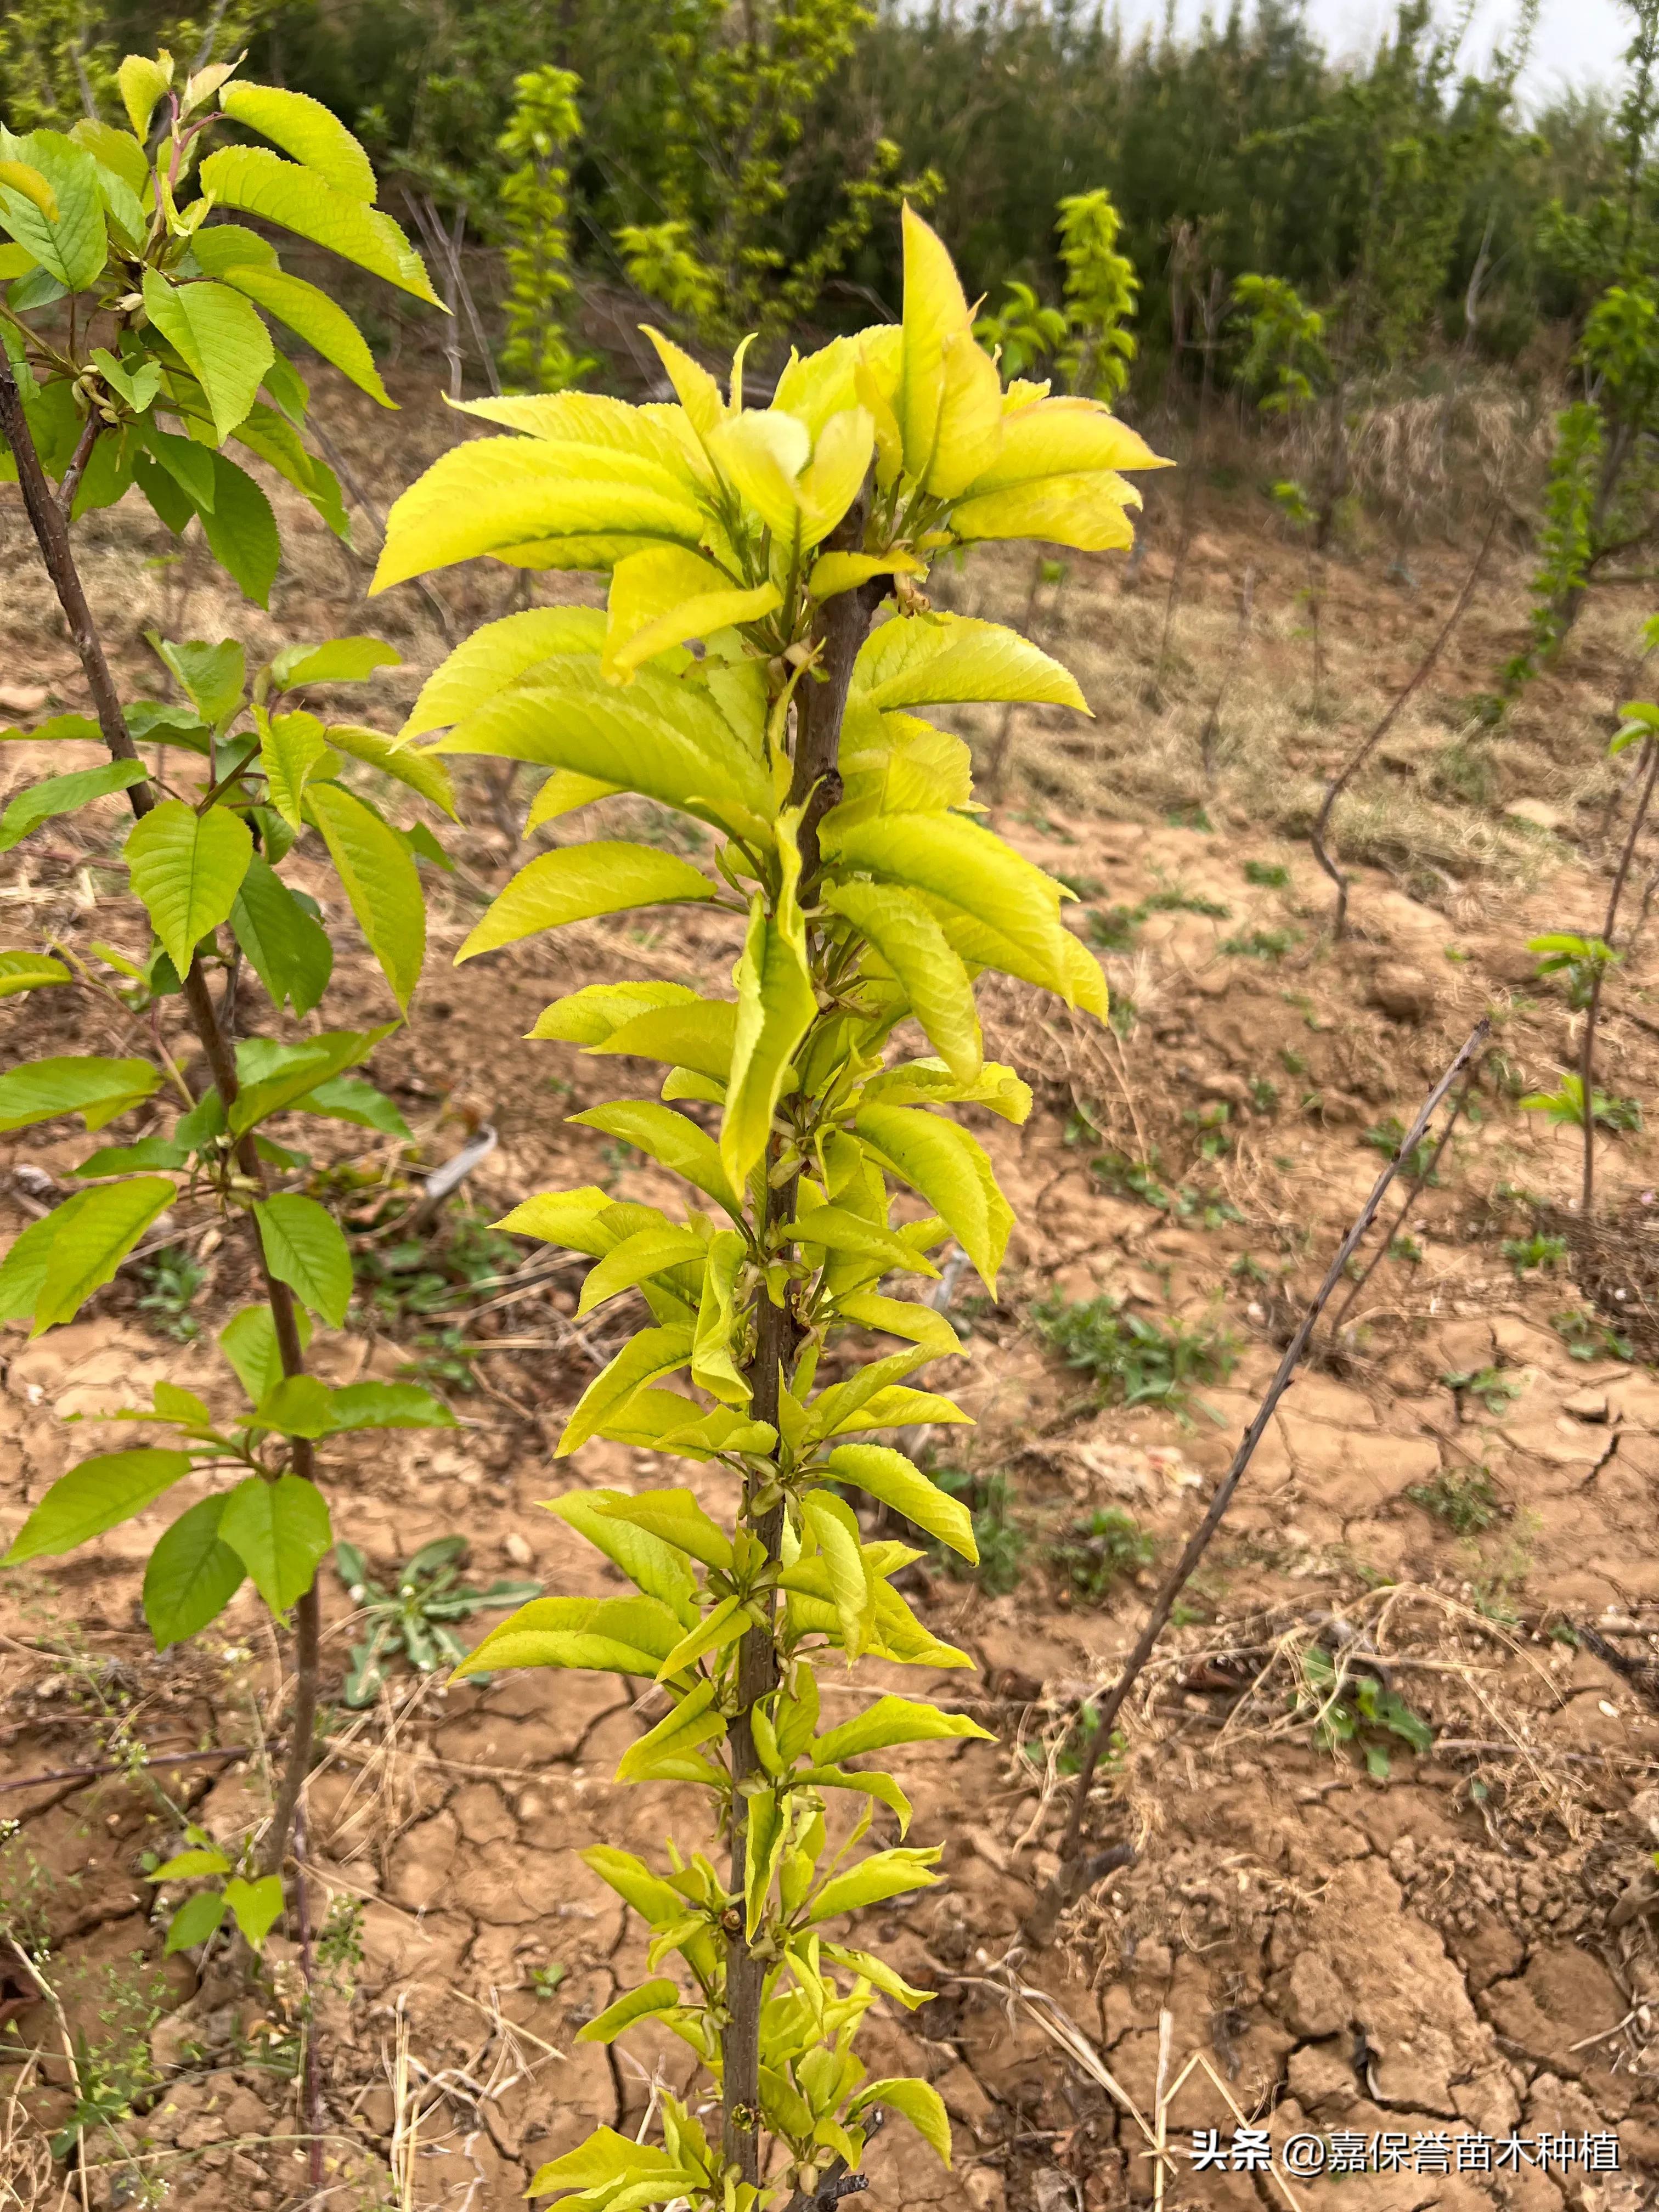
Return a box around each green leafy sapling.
[0,48,453,1886]
[496,64,594,395]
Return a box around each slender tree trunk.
[1581,733,1659,1218]
[721,514,883,2186]
[0,356,323,1886]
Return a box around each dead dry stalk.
[1023,1018,1491,1947]
[1311,510,1499,939]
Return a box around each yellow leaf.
[897,205,973,484]
[965,396,1171,492]
[708,409,809,542]
[923,330,1002,499]
[856,1102,1012,1294]
[401,607,605,738]
[809,550,924,599]
[371,441,703,592]
[950,473,1138,552]
[0,162,58,222]
[458,843,716,961]
[854,611,1087,714]
[524,769,619,830]
[797,407,875,543]
[823,879,981,1081]
[642,325,725,443]
[602,547,780,684]
[721,876,817,1189]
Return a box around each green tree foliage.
[975,186,1139,400]
[372,205,1165,2200]
[496,64,591,394]
[0,50,448,1881]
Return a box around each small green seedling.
[1502,1232,1568,1274]
[334,1538,541,1705]
[148,1827,284,1956]
[1050,1508,1156,1602]
[1296,1648,1432,1779]
[1035,1291,1237,1418]
[1442,1367,1524,1416]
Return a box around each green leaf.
[217,261,394,407]
[230,854,333,1015]
[143,1496,246,1649]
[35,1177,175,1331]
[222,1874,286,1949]
[569,1102,743,1221]
[304,781,424,1010]
[0,760,146,853]
[258,708,331,830]
[812,1694,991,1767]
[230,1026,393,1136]
[198,146,439,304]
[322,723,456,819]
[321,1380,456,1431]
[270,636,400,690]
[198,451,280,606]
[827,812,1071,996]
[5,1448,191,1564]
[218,84,377,201]
[140,425,217,514]
[453,1594,687,1679]
[74,1137,190,1176]
[0,1056,158,1133]
[250,1375,335,1436]
[297,1074,410,1138]
[805,1846,941,1924]
[151,1847,233,1880]
[544,1493,699,1628]
[526,2126,690,2202]
[856,1102,1012,1294]
[117,55,171,141]
[849,2075,952,2163]
[458,843,715,962]
[803,1490,876,1660]
[725,875,816,1189]
[218,1301,312,1404]
[558,1326,695,1455]
[575,1978,682,2045]
[576,1226,707,1317]
[0,1210,62,1323]
[141,270,274,444]
[164,1888,227,1954]
[0,129,104,290]
[252,1193,353,1325]
[219,1472,332,1611]
[125,799,252,975]
[823,1444,978,1562]
[151,636,246,728]
[593,1487,733,1571]
[68,119,149,201]
[613,1679,726,1784]
[0,950,70,996]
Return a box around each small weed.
[1085,904,1144,953]
[1165,804,1214,832]
[927,1467,1028,1595]
[1295,1647,1433,1779]
[1362,1116,1440,1182]
[1243,859,1290,887]
[1050,1509,1157,1601]
[1088,1149,1176,1210]
[1442,1365,1523,1415]
[1220,927,1296,961]
[317,1894,367,1993]
[48,1953,167,2159]
[134,1246,206,1341]
[1407,1467,1499,1533]
[1553,1307,1635,1363]
[1027,1705,1125,1777]
[1056,872,1105,900]
[1388,1234,1424,1264]
[1502,1232,1567,1274]
[1230,1252,1272,1284]
[1144,885,1231,919]
[1279,1046,1307,1075]
[333,1537,541,1703]
[529,1961,568,2000]
[1033,1291,1237,1416]
[1249,1076,1280,1114]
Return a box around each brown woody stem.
[0,351,322,1888]
[721,509,883,2187]
[1582,733,1659,1218]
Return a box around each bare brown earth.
[4,369,1659,2209]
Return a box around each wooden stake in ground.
[1022,1018,1491,1949]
